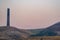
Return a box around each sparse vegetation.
[21,36,60,40]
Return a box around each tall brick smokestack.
[7,8,10,26]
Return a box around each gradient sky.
[0,0,60,29]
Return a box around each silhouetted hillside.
[28,22,60,36]
[47,22,60,31]
[25,29,44,35]
[30,29,57,36]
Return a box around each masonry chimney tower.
[7,8,10,27]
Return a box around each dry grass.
[21,36,60,40]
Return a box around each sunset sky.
[0,0,60,29]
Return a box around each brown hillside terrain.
[0,26,30,40]
[25,36,60,40]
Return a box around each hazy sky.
[0,0,60,29]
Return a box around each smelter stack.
[7,8,10,27]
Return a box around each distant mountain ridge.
[46,22,60,31]
[26,22,60,36]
